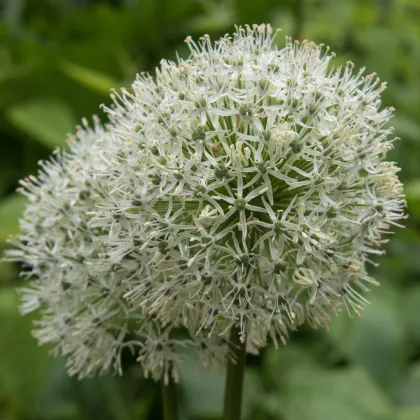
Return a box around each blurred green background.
[1,0,420,419]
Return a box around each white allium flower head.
[7,24,406,380]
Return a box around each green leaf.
[180,350,260,419]
[263,343,318,387]
[60,61,118,96]
[189,5,234,33]
[7,99,76,149]
[41,400,81,420]
[0,48,24,83]
[402,287,420,345]
[393,116,420,144]
[181,356,225,418]
[264,365,392,420]
[100,376,133,420]
[399,363,420,407]
[404,179,420,218]
[304,0,356,41]
[396,407,420,420]
[0,194,26,244]
[384,230,420,275]
[354,28,398,81]
[0,288,53,417]
[329,287,405,397]
[234,0,282,24]
[181,354,262,419]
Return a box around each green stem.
[162,378,179,420]
[223,325,247,420]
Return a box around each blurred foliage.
[0,0,420,419]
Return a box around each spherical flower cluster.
[6,24,406,381]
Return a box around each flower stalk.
[224,326,247,420]
[163,377,179,420]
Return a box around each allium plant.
[6,24,406,420]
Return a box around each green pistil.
[234,199,247,211]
